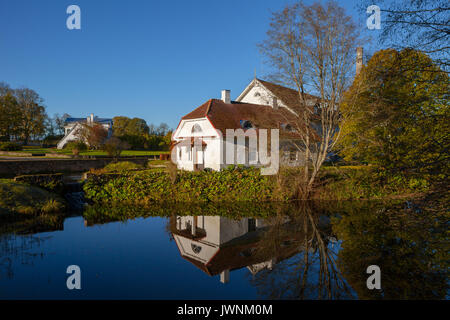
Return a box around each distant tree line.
[0,81,172,152]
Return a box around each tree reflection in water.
[250,201,448,300]
[249,202,354,300]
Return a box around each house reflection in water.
[171,215,300,284]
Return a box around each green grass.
[0,180,66,217]
[18,146,169,157]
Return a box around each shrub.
[103,161,143,172]
[65,141,88,151]
[0,142,22,151]
[104,137,130,158]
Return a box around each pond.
[0,201,448,299]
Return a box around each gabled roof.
[181,99,300,138]
[236,78,320,115]
[256,79,319,112]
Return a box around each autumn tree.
[79,123,109,150]
[259,0,361,197]
[338,49,449,184]
[14,88,47,143]
[0,92,21,141]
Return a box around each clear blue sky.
[0,0,377,129]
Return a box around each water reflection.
[169,203,353,299]
[0,200,448,299]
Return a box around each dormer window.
[191,124,203,133]
[240,120,253,129]
[191,244,202,254]
[281,123,294,132]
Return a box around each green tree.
[338,49,449,183]
[112,116,149,137]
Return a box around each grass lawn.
[19,146,169,157]
[0,180,66,216]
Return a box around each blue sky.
[0,0,378,129]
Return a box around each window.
[290,150,297,161]
[239,120,253,129]
[191,244,202,254]
[178,148,182,160]
[191,124,202,133]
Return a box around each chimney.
[356,47,363,76]
[220,270,230,284]
[271,96,278,110]
[221,90,231,104]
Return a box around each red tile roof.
[181,99,298,137]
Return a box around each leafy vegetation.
[83,166,277,204]
[313,166,429,200]
[103,161,143,172]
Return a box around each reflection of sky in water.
[0,207,447,300]
[1,216,265,299]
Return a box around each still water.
[0,201,448,299]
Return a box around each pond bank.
[0,180,66,218]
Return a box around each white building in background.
[57,113,113,149]
[171,78,320,172]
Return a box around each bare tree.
[259,1,360,197]
[360,0,449,70]
[54,113,71,135]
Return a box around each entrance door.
[193,145,205,171]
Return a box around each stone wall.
[0,157,150,176]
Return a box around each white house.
[171,78,320,171]
[171,215,296,283]
[57,113,113,149]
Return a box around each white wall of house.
[237,83,286,109]
[172,118,223,171]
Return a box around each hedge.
[83,166,279,204]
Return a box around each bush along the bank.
[314,166,430,200]
[83,166,279,204]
